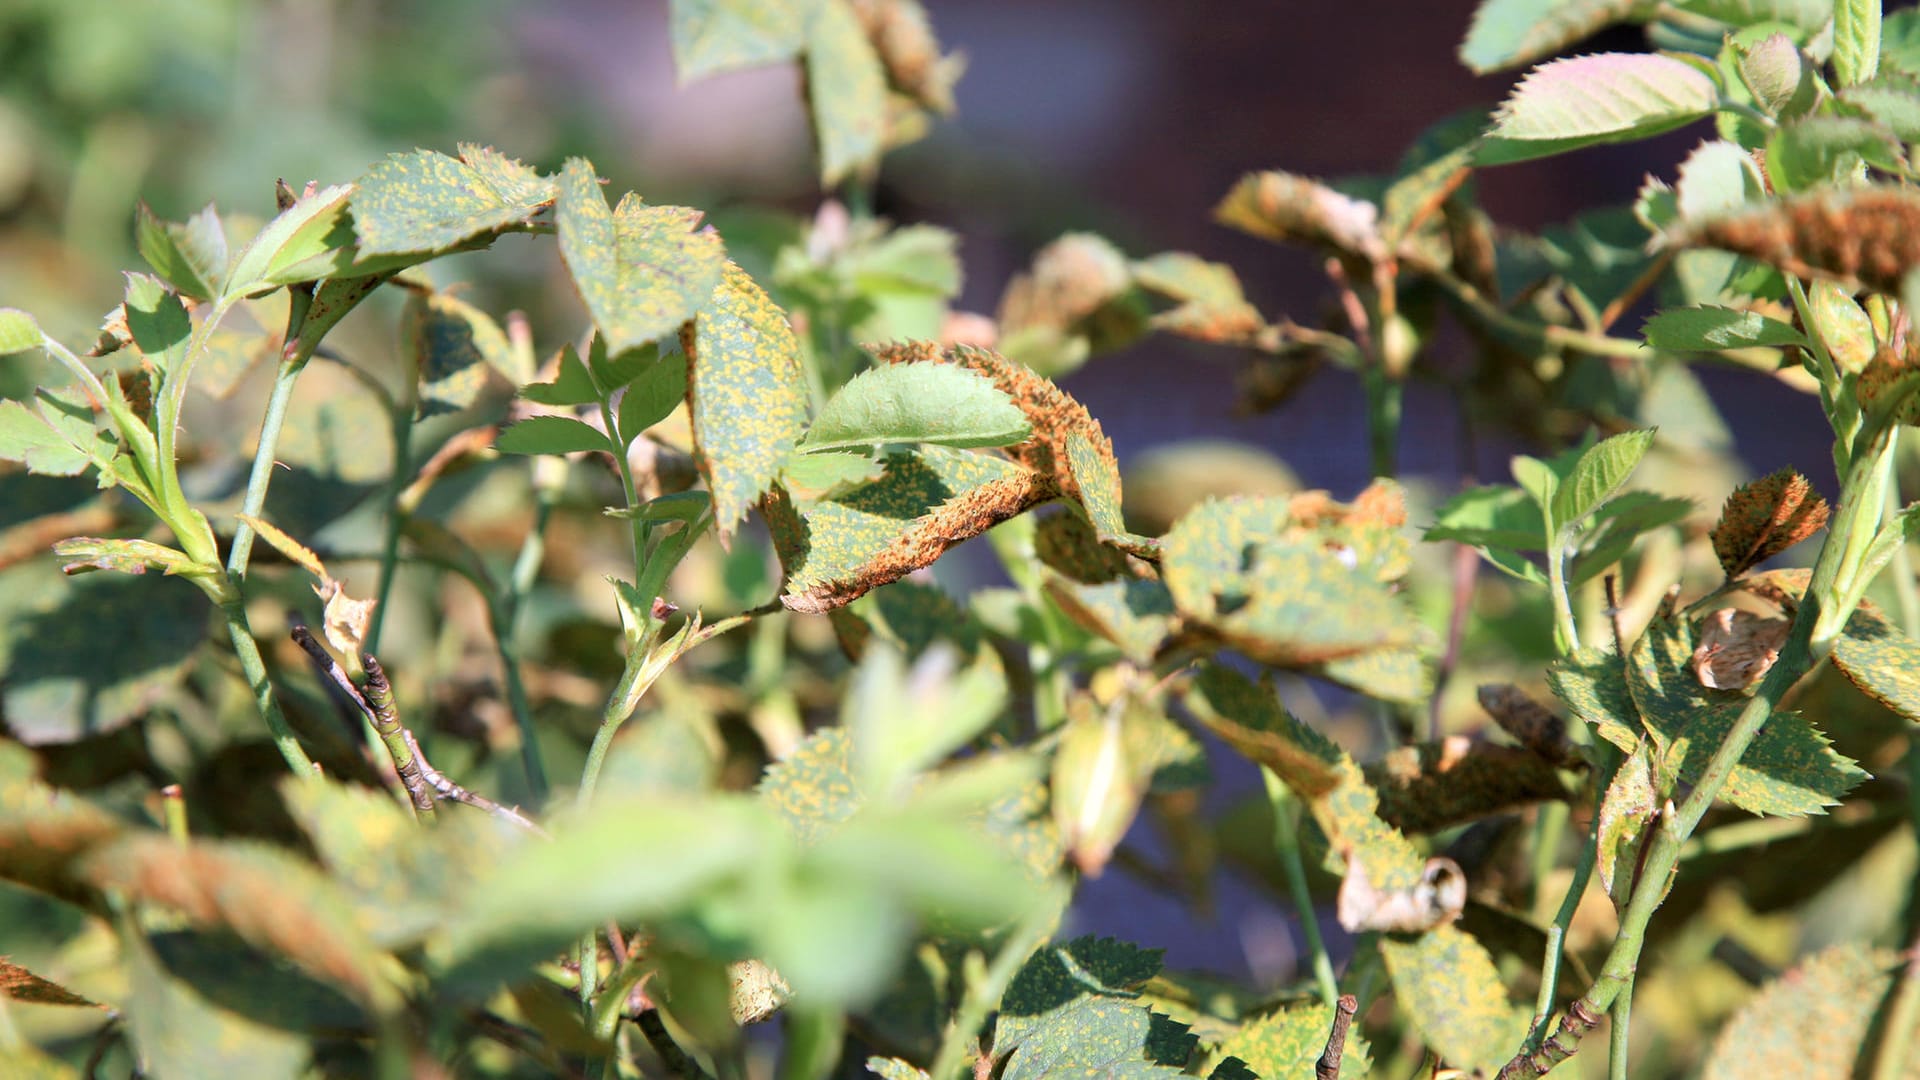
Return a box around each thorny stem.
[355,649,437,820]
[1264,767,1339,1008]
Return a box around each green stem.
[1528,800,1570,921]
[1424,267,1648,360]
[1524,742,1610,1052]
[1264,768,1339,1008]
[221,596,316,776]
[591,955,653,1042]
[1607,973,1634,1080]
[362,402,416,658]
[226,348,311,578]
[492,467,564,806]
[928,878,1070,1080]
[1362,368,1402,479]
[1547,546,1581,654]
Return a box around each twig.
[404,731,545,835]
[636,1008,714,1080]
[1498,999,1604,1079]
[1315,994,1358,1080]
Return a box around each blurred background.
[0,0,1845,988]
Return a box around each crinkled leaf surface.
[771,445,1050,613]
[799,362,1030,453]
[1711,468,1830,577]
[1548,646,1643,751]
[1214,172,1384,259]
[1480,53,1720,165]
[1676,187,1920,295]
[0,957,97,1007]
[1552,427,1655,537]
[350,144,555,256]
[685,262,809,537]
[556,159,726,354]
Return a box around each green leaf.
[1596,741,1656,907]
[800,363,1030,453]
[1884,8,1920,74]
[1674,1,1833,37]
[1459,0,1654,74]
[554,158,728,355]
[1426,484,1548,551]
[1627,617,1866,815]
[1570,490,1695,584]
[686,262,810,537]
[1841,75,1920,141]
[782,449,889,498]
[222,184,355,298]
[1218,1002,1371,1079]
[350,144,555,256]
[1765,115,1905,193]
[521,343,600,407]
[1479,53,1720,165]
[1831,610,1920,724]
[1551,427,1656,538]
[771,446,1050,613]
[1738,32,1820,119]
[670,0,807,80]
[1131,252,1264,344]
[1702,943,1917,1079]
[1000,996,1192,1080]
[135,202,219,300]
[0,307,43,353]
[995,936,1165,1060]
[1833,0,1880,87]
[52,537,208,578]
[123,922,308,1080]
[760,728,863,845]
[1045,576,1177,664]
[1377,926,1519,1072]
[806,0,889,185]
[847,642,1007,800]
[494,415,613,456]
[616,349,689,439]
[0,397,97,477]
[1548,646,1643,752]
[842,224,964,297]
[1643,305,1807,350]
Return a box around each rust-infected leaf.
[1596,742,1656,910]
[1703,943,1918,1080]
[1710,468,1830,577]
[1366,737,1571,834]
[1477,683,1575,765]
[687,263,810,538]
[1831,606,1920,724]
[557,159,727,355]
[1215,172,1385,260]
[1677,187,1920,295]
[1376,925,1517,1073]
[770,446,1054,613]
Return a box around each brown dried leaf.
[1335,853,1466,933]
[1,956,100,1008]
[1692,608,1791,690]
[1680,187,1920,295]
[1710,469,1830,578]
[1477,684,1574,765]
[1214,171,1386,261]
[1367,737,1572,834]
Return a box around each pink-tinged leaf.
[1480,53,1719,165]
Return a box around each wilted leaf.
[799,362,1030,453]
[1377,925,1517,1072]
[555,159,727,355]
[1711,468,1830,577]
[1214,172,1384,260]
[350,144,555,257]
[1131,252,1264,344]
[1459,0,1652,74]
[806,0,889,185]
[686,262,810,538]
[1702,943,1918,1080]
[1643,305,1807,351]
[1367,738,1571,833]
[1478,684,1574,764]
[1691,607,1790,689]
[769,445,1051,613]
[1480,53,1719,165]
[0,956,99,1007]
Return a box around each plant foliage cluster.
[3,1,1920,1078]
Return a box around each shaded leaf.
[1377,926,1517,1073]
[995,936,1168,1065]
[1702,943,1917,1080]
[407,291,510,418]
[1067,432,1157,557]
[770,445,1051,613]
[1459,0,1654,74]
[123,922,308,1080]
[806,0,889,185]
[350,144,555,256]
[0,393,111,478]
[800,362,1030,453]
[1765,115,1905,193]
[760,728,862,845]
[1367,739,1571,834]
[555,158,727,354]
[1842,75,1920,141]
[1045,576,1176,663]
[1000,996,1193,1080]
[1547,646,1643,752]
[494,415,612,456]
[1596,741,1656,909]
[1832,608,1920,724]
[1711,468,1831,577]
[1642,305,1807,351]
[520,342,600,407]
[135,202,218,300]
[685,262,810,537]
[670,0,807,80]
[0,956,99,1007]
[616,351,689,439]
[1480,53,1720,165]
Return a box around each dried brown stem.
[403,730,544,835]
[356,654,437,818]
[1315,994,1358,1080]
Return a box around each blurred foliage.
[0,2,1919,1080]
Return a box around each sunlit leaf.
[670,0,807,80]
[223,184,356,298]
[1643,305,1807,351]
[685,262,809,538]
[1459,0,1654,74]
[555,158,727,355]
[1711,468,1830,577]
[135,202,219,300]
[1765,115,1905,193]
[806,0,889,185]
[1377,926,1518,1072]
[1131,252,1264,344]
[1480,53,1720,165]
[994,936,1168,1066]
[1831,608,1920,724]
[1596,741,1657,908]
[1551,427,1655,538]
[1702,943,1917,1079]
[1219,1002,1371,1079]
[350,144,555,256]
[1214,172,1384,259]
[0,956,99,1008]
[0,307,43,354]
[1045,576,1176,663]
[799,363,1030,453]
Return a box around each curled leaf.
[1477,683,1575,765]
[1214,172,1384,260]
[1335,853,1466,933]
[1692,608,1791,690]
